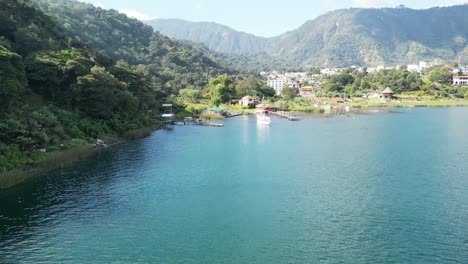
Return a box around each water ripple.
[1,108,468,263]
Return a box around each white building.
[462,67,468,75]
[453,76,468,86]
[407,64,420,72]
[407,61,429,73]
[267,78,303,95]
[267,79,288,95]
[239,96,255,107]
[289,81,301,88]
[451,66,468,75]
[320,68,338,76]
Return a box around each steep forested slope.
[0,0,229,173]
[33,0,228,91]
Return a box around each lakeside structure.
[381,87,395,99]
[239,96,256,107]
[453,76,468,86]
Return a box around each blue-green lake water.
[1,108,468,263]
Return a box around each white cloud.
[351,0,396,8]
[119,9,156,21]
[95,2,104,8]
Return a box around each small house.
[299,86,314,93]
[382,87,394,99]
[239,96,255,107]
[205,107,225,115]
[299,86,315,99]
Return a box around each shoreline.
[1,103,466,190]
[0,126,157,190]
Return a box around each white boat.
[257,114,271,125]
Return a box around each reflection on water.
[256,122,270,144]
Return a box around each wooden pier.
[270,111,300,121]
[226,113,242,118]
[174,121,224,127]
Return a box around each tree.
[0,46,27,109]
[428,67,453,85]
[258,84,276,98]
[307,67,321,75]
[281,87,298,100]
[275,100,289,111]
[235,74,276,98]
[323,71,354,92]
[74,66,129,119]
[235,75,258,97]
[25,51,66,98]
[207,75,235,106]
[179,88,199,102]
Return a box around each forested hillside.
[32,0,228,91]
[149,5,468,67]
[0,0,228,173]
[270,6,468,67]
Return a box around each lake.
[1,108,468,263]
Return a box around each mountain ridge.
[147,18,269,55]
[147,5,468,67]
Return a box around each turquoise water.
[1,108,468,263]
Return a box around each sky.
[80,0,468,37]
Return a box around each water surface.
[1,108,468,263]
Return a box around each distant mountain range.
[146,19,269,55]
[147,5,468,67]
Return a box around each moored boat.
[257,114,271,125]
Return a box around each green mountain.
[147,19,269,55]
[147,5,468,67]
[0,0,228,174]
[32,0,228,90]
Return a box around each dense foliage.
[0,0,230,173]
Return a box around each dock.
[270,111,300,121]
[174,121,224,127]
[226,113,243,118]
